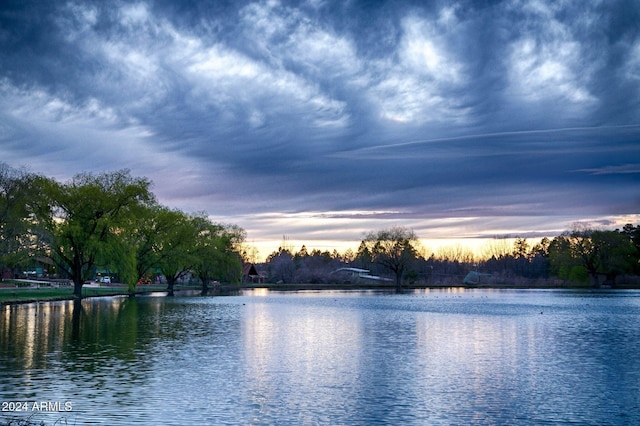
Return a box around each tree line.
[262,226,640,289]
[2,163,639,295]
[0,163,245,297]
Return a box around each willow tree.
[360,226,421,289]
[0,163,39,279]
[120,204,184,290]
[154,209,199,295]
[38,170,154,298]
[191,215,245,291]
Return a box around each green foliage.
[1,165,249,295]
[549,226,639,286]
[104,238,138,293]
[591,230,638,279]
[0,163,42,277]
[153,209,199,291]
[36,170,154,296]
[123,204,184,284]
[567,265,589,284]
[620,224,640,273]
[549,236,577,277]
[191,214,245,288]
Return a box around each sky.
[1,0,639,260]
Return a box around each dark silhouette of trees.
[266,247,295,283]
[256,227,639,288]
[263,245,346,284]
[478,237,551,282]
[359,226,421,289]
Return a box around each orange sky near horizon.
[246,236,545,263]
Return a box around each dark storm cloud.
[0,0,639,249]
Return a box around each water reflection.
[1,297,173,423]
[0,289,639,425]
[241,294,364,423]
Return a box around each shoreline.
[2,281,638,306]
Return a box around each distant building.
[243,263,265,283]
[332,267,393,284]
[463,271,491,285]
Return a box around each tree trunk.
[395,273,402,290]
[71,253,85,298]
[73,277,83,298]
[166,277,175,296]
[73,282,83,298]
[394,265,403,290]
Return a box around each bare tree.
[360,226,420,289]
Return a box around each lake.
[1,288,639,425]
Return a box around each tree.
[109,203,165,294]
[218,224,246,284]
[531,237,550,258]
[120,204,186,290]
[591,230,638,285]
[190,215,223,291]
[191,215,245,290]
[360,226,420,289]
[482,237,513,261]
[295,245,309,260]
[126,204,163,286]
[266,247,295,283]
[37,170,154,298]
[512,238,530,259]
[0,163,38,279]
[548,233,586,283]
[620,224,640,273]
[528,237,551,279]
[154,209,199,295]
[353,241,372,270]
[549,226,638,287]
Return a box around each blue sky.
[1,0,639,258]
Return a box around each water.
[1,288,639,425]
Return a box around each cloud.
[577,164,640,175]
[367,13,469,124]
[1,0,639,257]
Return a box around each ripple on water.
[0,290,639,425]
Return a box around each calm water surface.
[1,288,639,425]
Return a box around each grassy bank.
[0,286,125,305]
[0,283,202,305]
